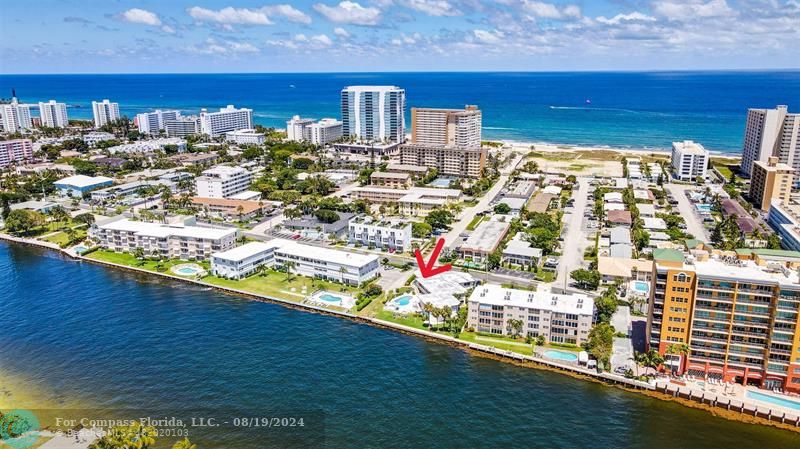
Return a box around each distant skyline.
[1,0,799,74]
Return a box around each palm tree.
[339,266,348,284]
[506,318,523,338]
[133,247,145,263]
[666,343,690,374]
[284,261,296,282]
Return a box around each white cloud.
[313,1,382,25]
[596,12,657,25]
[473,29,503,44]
[185,38,260,55]
[653,0,734,21]
[403,0,461,17]
[161,25,176,34]
[187,6,273,25]
[521,1,581,19]
[334,27,351,37]
[121,8,162,26]
[267,33,335,50]
[263,5,313,24]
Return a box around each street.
[556,177,591,290]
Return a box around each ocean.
[1,71,799,152]
[2,243,800,448]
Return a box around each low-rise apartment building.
[348,186,461,217]
[348,216,412,252]
[0,139,33,168]
[370,171,411,189]
[225,128,266,145]
[467,284,594,345]
[211,239,380,285]
[647,248,800,392]
[459,219,511,262]
[767,198,800,251]
[191,197,273,220]
[90,216,238,260]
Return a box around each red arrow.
[414,237,452,278]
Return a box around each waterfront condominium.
[0,139,33,168]
[165,116,201,137]
[0,98,33,133]
[740,105,800,178]
[309,118,343,145]
[211,239,380,285]
[467,284,594,345]
[748,156,794,212]
[135,109,181,135]
[90,216,238,261]
[195,166,253,198]
[411,105,482,149]
[286,115,315,141]
[92,100,120,128]
[646,248,800,392]
[38,100,68,128]
[340,86,405,143]
[399,144,487,178]
[670,140,709,181]
[199,105,253,136]
[767,197,800,252]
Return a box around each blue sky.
[1,0,799,73]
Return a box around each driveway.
[556,177,591,289]
[664,184,709,241]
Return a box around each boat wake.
[549,106,640,114]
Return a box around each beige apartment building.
[411,105,482,149]
[399,144,487,178]
[370,171,412,189]
[90,216,238,261]
[647,248,800,393]
[467,284,594,345]
[748,156,794,212]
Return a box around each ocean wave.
[483,126,516,130]
[549,106,640,114]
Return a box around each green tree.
[767,233,782,250]
[411,222,432,239]
[595,286,618,323]
[487,250,502,270]
[506,318,524,338]
[172,438,197,449]
[88,421,157,449]
[4,209,46,235]
[494,203,511,214]
[425,209,454,230]
[314,209,340,224]
[570,268,600,290]
[74,212,96,226]
[584,322,614,370]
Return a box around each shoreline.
[1,236,798,435]
[497,139,742,159]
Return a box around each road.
[442,152,524,252]
[556,177,591,290]
[664,184,709,241]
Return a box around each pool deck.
[2,232,800,433]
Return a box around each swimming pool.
[171,264,205,276]
[633,281,649,293]
[73,245,88,254]
[543,349,579,362]
[696,204,712,213]
[318,294,343,303]
[747,390,800,411]
[395,295,412,306]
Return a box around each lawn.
[41,228,87,247]
[459,332,534,356]
[466,214,484,231]
[375,308,428,331]
[85,250,359,304]
[713,163,735,180]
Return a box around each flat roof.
[55,175,113,188]
[462,219,511,252]
[371,171,410,179]
[503,238,543,258]
[98,218,237,240]
[273,238,379,267]
[212,241,283,262]
[468,284,593,316]
[597,257,653,277]
[497,197,527,210]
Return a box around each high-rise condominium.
[199,105,253,137]
[136,110,181,135]
[92,99,120,128]
[0,98,32,133]
[411,105,482,149]
[38,100,68,128]
[740,105,800,178]
[341,86,405,143]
